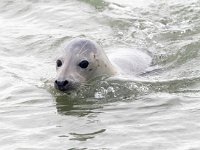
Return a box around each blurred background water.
[1,0,200,149]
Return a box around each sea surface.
[1,0,200,149]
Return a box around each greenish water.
[1,0,200,149]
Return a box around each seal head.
[54,38,116,91]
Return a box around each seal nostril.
[55,80,69,87]
[63,80,69,86]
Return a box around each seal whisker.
[81,82,92,86]
[78,40,88,55]
[79,48,90,56]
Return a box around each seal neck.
[97,56,118,77]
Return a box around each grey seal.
[54,38,151,91]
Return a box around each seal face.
[54,38,116,91]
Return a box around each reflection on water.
[55,93,102,116]
[69,129,106,141]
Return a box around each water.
[1,0,200,149]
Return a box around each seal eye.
[79,60,89,69]
[56,59,62,67]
